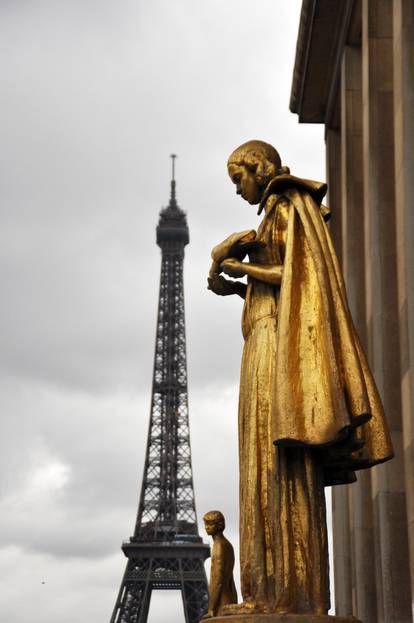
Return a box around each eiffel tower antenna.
[110,157,209,623]
[171,153,176,180]
[169,154,177,206]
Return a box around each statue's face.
[228,163,262,205]
[204,519,222,536]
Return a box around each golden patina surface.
[208,140,393,616]
[203,511,238,619]
[207,614,362,623]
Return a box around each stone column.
[393,0,414,603]
[340,43,378,623]
[331,486,353,617]
[362,1,412,621]
[326,129,343,266]
[340,45,366,345]
[326,128,353,618]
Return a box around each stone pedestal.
[207,615,362,623]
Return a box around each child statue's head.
[227,140,289,205]
[203,510,225,536]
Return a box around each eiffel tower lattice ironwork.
[110,155,210,623]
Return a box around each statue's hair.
[227,140,289,187]
[203,510,225,530]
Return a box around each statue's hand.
[211,230,256,263]
[208,274,238,296]
[221,258,246,279]
[208,260,222,279]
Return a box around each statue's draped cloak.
[239,183,330,611]
[260,175,393,485]
[236,174,393,612]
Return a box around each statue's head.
[203,510,225,536]
[227,140,288,205]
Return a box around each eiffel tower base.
[207,615,362,623]
[111,540,209,623]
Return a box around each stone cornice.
[289,0,316,118]
[290,0,356,125]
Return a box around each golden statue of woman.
[208,140,393,619]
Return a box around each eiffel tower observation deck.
[110,156,210,623]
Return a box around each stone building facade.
[290,1,414,622]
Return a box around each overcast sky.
[0,2,328,621]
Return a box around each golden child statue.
[203,511,238,619]
[207,140,393,621]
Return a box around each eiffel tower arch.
[110,156,210,623]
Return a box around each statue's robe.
[262,175,393,484]
[238,175,393,614]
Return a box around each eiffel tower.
[110,156,210,623]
